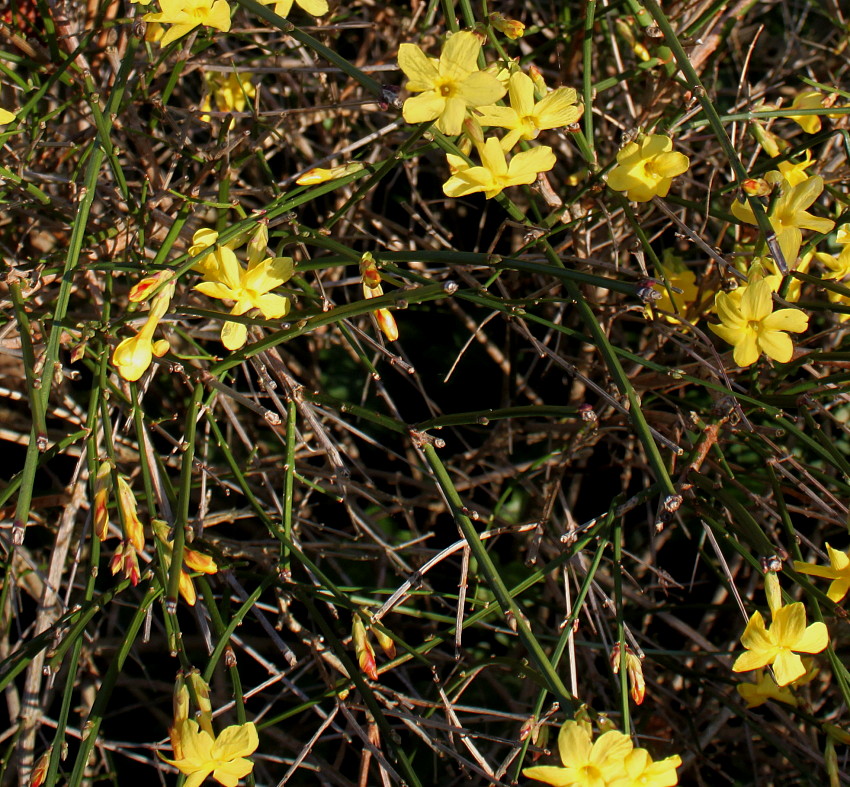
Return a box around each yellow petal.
[439,31,480,81]
[221,321,248,350]
[402,91,444,125]
[532,87,582,130]
[398,44,439,91]
[757,329,794,363]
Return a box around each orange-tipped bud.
[30,748,51,787]
[184,548,219,574]
[353,615,378,680]
[129,270,175,302]
[93,461,112,542]
[742,178,771,197]
[371,624,396,660]
[528,65,547,99]
[463,116,485,147]
[110,540,141,586]
[375,309,398,342]
[611,644,645,705]
[116,476,145,553]
[489,12,525,39]
[296,162,365,185]
[359,252,382,291]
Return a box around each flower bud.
[116,476,145,553]
[375,309,398,342]
[360,252,382,291]
[489,12,525,39]
[30,748,51,787]
[93,461,112,542]
[764,570,782,616]
[742,178,771,197]
[296,162,365,185]
[353,614,378,680]
[188,671,214,736]
[371,624,396,660]
[129,270,175,302]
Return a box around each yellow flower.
[193,244,293,350]
[442,136,555,199]
[647,259,713,323]
[200,71,256,121]
[709,277,808,367]
[489,12,525,39]
[736,669,798,708]
[113,283,174,381]
[785,91,825,134]
[730,175,835,265]
[398,31,506,136]
[608,748,682,787]
[142,0,232,47]
[777,149,816,187]
[153,519,218,605]
[732,603,828,686]
[475,71,582,150]
[606,134,690,202]
[0,107,15,124]
[165,719,258,787]
[522,720,633,786]
[260,0,328,17]
[794,544,850,603]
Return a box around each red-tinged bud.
[611,644,645,704]
[353,614,378,680]
[110,540,141,586]
[742,178,771,197]
[30,748,51,787]
[489,12,525,39]
[375,309,398,342]
[129,270,175,302]
[371,624,396,660]
[360,252,382,291]
[93,461,112,542]
[116,476,145,553]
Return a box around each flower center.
[437,79,457,98]
[579,764,603,782]
[747,319,762,333]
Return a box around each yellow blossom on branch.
[398,31,506,136]
[113,281,174,381]
[295,162,365,185]
[153,520,218,606]
[777,149,816,187]
[730,175,834,266]
[442,136,555,199]
[785,91,826,134]
[142,0,232,46]
[165,719,258,787]
[608,748,682,787]
[732,603,828,686]
[736,669,798,708]
[475,71,582,150]
[606,134,690,202]
[522,720,633,785]
[794,544,850,603]
[193,244,293,351]
[200,71,256,121]
[709,277,808,367]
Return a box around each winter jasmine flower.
[730,175,834,265]
[112,282,174,381]
[606,134,690,202]
[442,136,555,199]
[732,602,828,686]
[736,669,798,708]
[608,748,682,787]
[200,71,256,121]
[709,277,808,367]
[475,70,582,150]
[165,719,258,787]
[142,0,232,46]
[260,0,328,17]
[794,544,850,603]
[398,31,506,136]
[522,720,633,785]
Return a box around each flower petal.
[757,329,794,363]
[402,91,444,125]
[793,621,829,654]
[398,44,439,91]
[457,71,507,109]
[533,87,582,129]
[762,307,808,333]
[439,31,480,81]
[773,649,805,686]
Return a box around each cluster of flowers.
[523,717,681,787]
[398,29,582,199]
